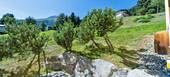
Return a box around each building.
[0,25,6,33]
[116,11,129,18]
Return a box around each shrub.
[137,19,150,23]
[133,14,154,23]
[0,36,9,60]
[145,14,154,19]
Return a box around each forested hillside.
[119,0,165,16]
[130,0,165,15]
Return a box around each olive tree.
[54,21,75,51]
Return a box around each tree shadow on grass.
[115,46,143,68]
[72,44,143,68]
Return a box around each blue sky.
[0,0,138,19]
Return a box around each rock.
[46,52,78,74]
[91,59,117,77]
[111,68,130,77]
[62,52,78,74]
[62,52,77,65]
[137,36,170,77]
[127,69,154,77]
[74,56,93,77]
[139,50,170,77]
[46,52,126,77]
[47,52,94,77]
[74,58,118,77]
[41,71,71,77]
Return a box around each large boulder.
[41,71,71,77]
[127,69,154,77]
[46,52,119,77]
[46,52,93,76]
[91,59,117,77]
[74,56,93,77]
[46,52,78,74]
[111,68,130,77]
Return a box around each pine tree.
[54,21,75,51]
[40,21,47,31]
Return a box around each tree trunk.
[91,38,100,49]
[37,54,41,77]
[24,54,36,76]
[90,34,100,49]
[0,54,2,61]
[66,47,71,52]
[104,35,113,50]
[104,37,110,48]
[43,50,48,76]
[157,5,159,13]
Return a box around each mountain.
[36,15,57,27]
[16,16,57,28]
[47,16,57,19]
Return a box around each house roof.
[0,25,5,27]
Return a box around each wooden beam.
[165,0,170,47]
[165,0,170,31]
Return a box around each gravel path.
[138,35,170,77]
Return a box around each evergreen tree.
[6,23,48,76]
[40,21,47,31]
[54,21,75,51]
[95,8,121,50]
[150,0,165,13]
[77,10,100,48]
[0,13,15,25]
[25,16,36,25]
[129,0,165,15]
[79,8,122,50]
[53,13,66,30]
[0,36,9,61]
[69,12,76,25]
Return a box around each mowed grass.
[122,12,165,28]
[109,22,165,49]
[0,13,166,76]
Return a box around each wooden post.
[165,0,170,32]
[165,0,170,52]
[154,0,170,54]
[165,0,170,48]
[154,31,169,54]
